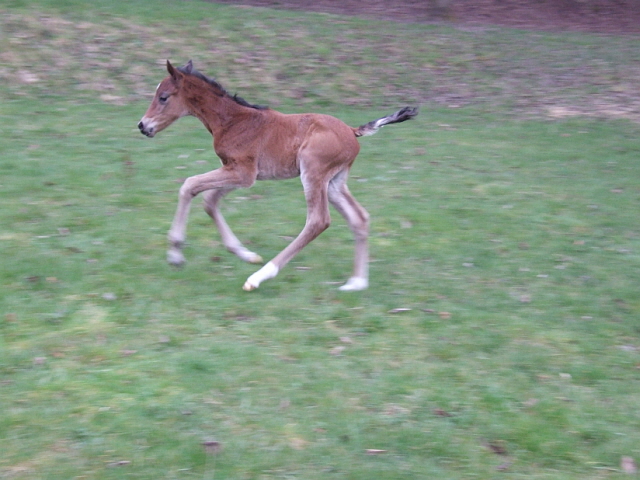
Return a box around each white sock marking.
[338,276,369,292]
[243,261,279,291]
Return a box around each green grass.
[1,1,640,479]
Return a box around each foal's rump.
[299,113,361,162]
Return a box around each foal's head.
[138,60,193,138]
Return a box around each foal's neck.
[183,76,251,138]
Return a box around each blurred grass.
[1,1,640,479]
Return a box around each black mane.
[178,66,268,110]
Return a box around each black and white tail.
[354,106,419,137]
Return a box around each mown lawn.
[1,1,639,479]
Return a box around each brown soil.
[212,0,640,35]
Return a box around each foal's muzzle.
[137,120,155,137]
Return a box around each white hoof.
[243,261,279,291]
[338,277,368,292]
[167,248,185,267]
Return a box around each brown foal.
[138,60,417,291]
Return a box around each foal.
[138,60,417,291]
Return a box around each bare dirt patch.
[3,4,640,122]
[211,0,640,35]
[209,0,640,122]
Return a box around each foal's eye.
[159,94,169,104]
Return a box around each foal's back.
[248,109,361,181]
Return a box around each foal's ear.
[166,60,192,82]
[166,60,179,81]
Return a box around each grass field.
[1,1,640,479]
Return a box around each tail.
[354,106,419,138]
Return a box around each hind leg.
[328,171,369,291]
[243,171,331,291]
[203,189,263,264]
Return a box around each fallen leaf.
[365,449,387,455]
[486,440,508,455]
[388,308,412,314]
[384,404,410,416]
[330,346,346,356]
[289,437,309,450]
[18,70,39,84]
[438,311,452,319]
[621,456,637,474]
[278,355,297,363]
[202,440,222,455]
[433,408,452,417]
[100,94,124,105]
[618,345,636,352]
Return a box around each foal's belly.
[255,154,300,181]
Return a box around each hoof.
[167,249,186,267]
[338,277,368,292]
[243,261,278,291]
[242,252,264,265]
[233,248,263,264]
[247,253,264,265]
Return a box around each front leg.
[202,189,263,264]
[167,186,194,267]
[166,166,255,267]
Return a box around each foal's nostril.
[137,121,144,130]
